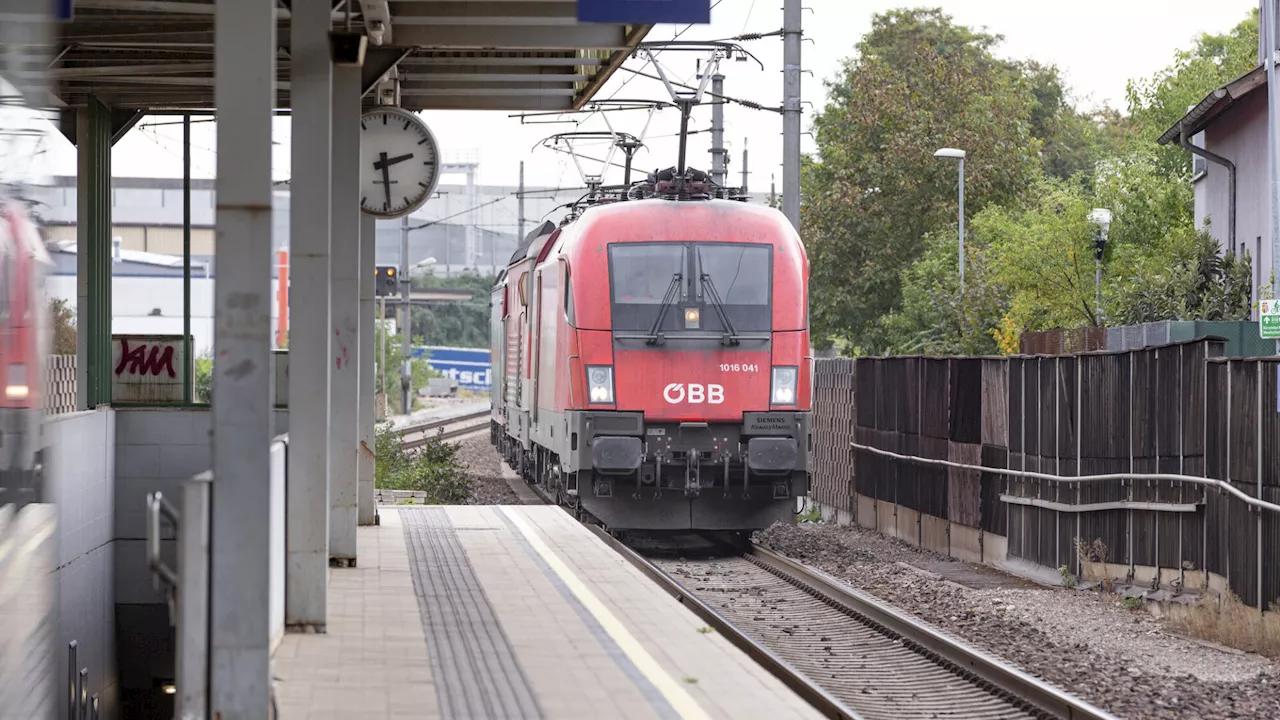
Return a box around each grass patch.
[1166,593,1280,659]
[374,423,471,504]
[796,505,822,524]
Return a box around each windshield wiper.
[645,272,683,345]
[699,273,740,346]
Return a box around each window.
[608,242,772,333]
[518,273,528,306]
[695,245,771,306]
[1192,155,1208,182]
[609,244,686,304]
[562,262,575,324]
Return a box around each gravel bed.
[754,523,1280,719]
[659,557,1034,719]
[451,432,522,505]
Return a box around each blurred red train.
[491,171,811,531]
[0,76,52,506]
[0,195,49,505]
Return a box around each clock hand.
[372,152,414,170]
[378,151,392,209]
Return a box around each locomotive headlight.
[5,363,28,400]
[683,308,700,329]
[771,366,797,406]
[587,365,614,404]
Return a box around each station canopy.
[46,1,650,115]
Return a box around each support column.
[358,212,377,525]
[781,0,802,230]
[209,0,275,712]
[75,98,111,410]
[286,0,333,628]
[329,64,360,561]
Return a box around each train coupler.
[684,450,701,499]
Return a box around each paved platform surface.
[272,506,823,719]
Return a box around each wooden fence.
[812,339,1280,609]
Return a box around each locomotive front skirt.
[491,196,812,531]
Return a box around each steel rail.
[400,416,490,449]
[397,409,490,436]
[588,526,863,720]
[851,441,1280,515]
[748,544,1119,720]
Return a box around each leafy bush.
[373,423,471,503]
[49,299,76,355]
[194,353,213,404]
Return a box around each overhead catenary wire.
[615,66,775,113]
[599,0,727,105]
[405,196,507,231]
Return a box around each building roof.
[50,239,211,274]
[1157,64,1268,145]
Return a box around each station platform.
[271,506,823,720]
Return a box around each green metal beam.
[85,98,112,407]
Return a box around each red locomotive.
[492,170,811,531]
[0,190,50,506]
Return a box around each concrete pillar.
[286,0,333,629]
[358,212,377,525]
[329,64,360,561]
[209,0,275,712]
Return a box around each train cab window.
[0,249,10,324]
[608,242,771,333]
[562,263,575,325]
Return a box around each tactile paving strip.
[401,508,543,719]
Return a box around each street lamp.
[1089,208,1112,327]
[934,148,967,290]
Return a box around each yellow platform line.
[500,507,712,720]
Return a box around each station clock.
[358,106,441,219]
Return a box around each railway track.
[595,531,1117,720]
[396,410,490,449]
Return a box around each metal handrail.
[851,442,1280,515]
[145,491,181,591]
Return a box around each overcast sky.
[40,0,1259,194]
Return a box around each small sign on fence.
[1262,299,1280,340]
[111,335,191,404]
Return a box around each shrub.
[373,424,471,503]
[194,354,213,404]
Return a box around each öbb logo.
[663,383,725,405]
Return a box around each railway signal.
[374,265,398,297]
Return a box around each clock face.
[359,107,441,218]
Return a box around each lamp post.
[934,148,966,290]
[1089,208,1112,327]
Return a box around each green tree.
[1019,61,1135,183]
[977,177,1103,331]
[803,7,1043,350]
[373,320,441,414]
[409,273,494,348]
[1125,8,1258,172]
[878,227,1007,355]
[48,298,76,355]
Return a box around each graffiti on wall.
[111,335,190,403]
[114,338,177,378]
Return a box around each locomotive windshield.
[608,242,772,333]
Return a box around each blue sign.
[54,0,73,21]
[578,0,710,24]
[413,346,491,391]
